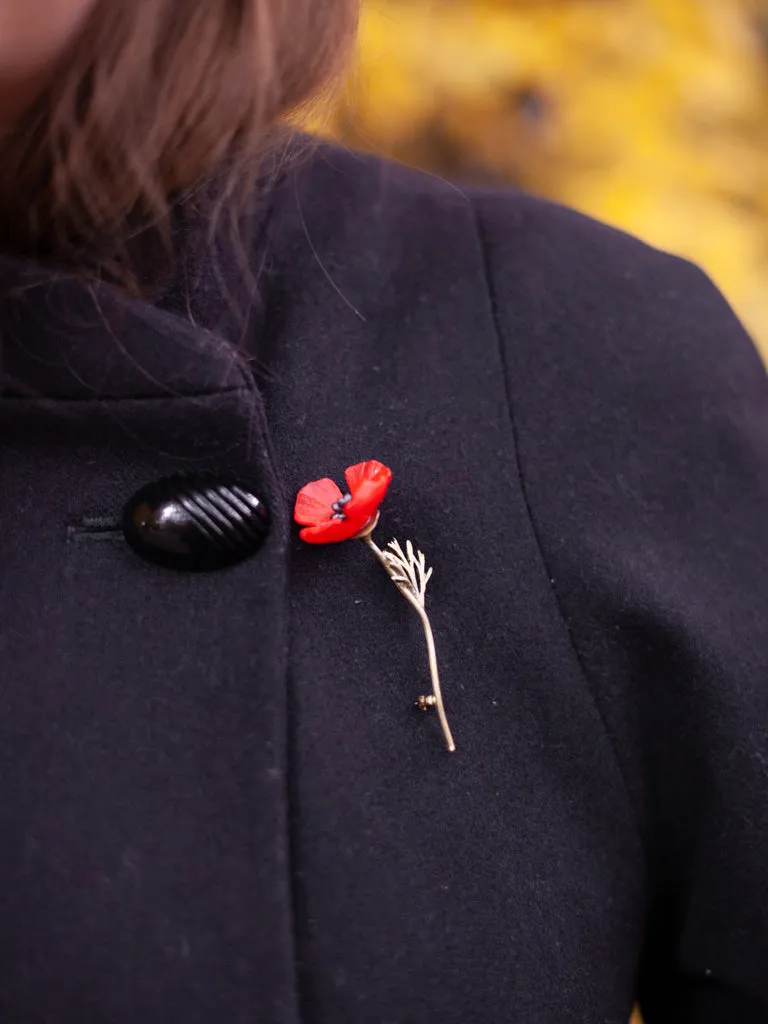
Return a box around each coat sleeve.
[473,191,768,1022]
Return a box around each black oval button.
[122,474,270,571]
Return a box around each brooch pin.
[294,460,456,752]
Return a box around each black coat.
[1,141,767,1024]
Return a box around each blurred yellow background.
[313,0,768,359]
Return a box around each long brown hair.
[0,0,358,292]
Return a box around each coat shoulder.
[470,184,765,402]
[287,137,687,283]
[287,138,763,391]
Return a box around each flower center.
[331,492,352,519]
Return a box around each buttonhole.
[67,516,123,543]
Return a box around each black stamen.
[331,492,352,518]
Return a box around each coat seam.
[257,393,306,1023]
[469,196,648,861]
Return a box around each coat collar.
[0,159,283,402]
[0,261,251,400]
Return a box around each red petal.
[344,460,393,520]
[294,477,344,526]
[299,514,372,544]
[344,460,391,494]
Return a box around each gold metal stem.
[364,536,456,753]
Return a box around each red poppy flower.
[294,460,393,544]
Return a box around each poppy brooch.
[294,460,456,752]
